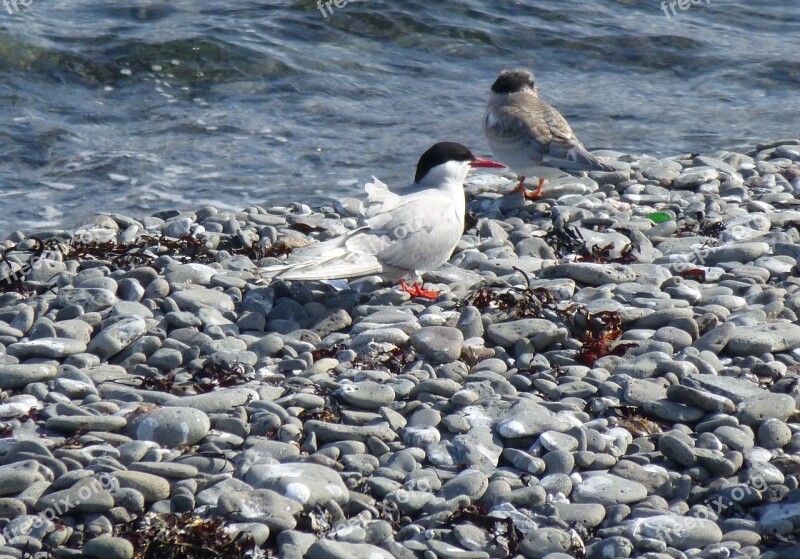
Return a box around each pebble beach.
[1,140,800,559]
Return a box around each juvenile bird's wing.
[487,96,613,172]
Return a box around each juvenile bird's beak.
[470,157,506,169]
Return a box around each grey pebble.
[82,536,134,559]
[128,407,210,446]
[410,326,464,363]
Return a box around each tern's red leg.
[399,279,440,300]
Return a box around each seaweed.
[545,224,638,264]
[118,512,264,559]
[66,233,214,269]
[677,268,707,281]
[464,210,479,231]
[566,527,587,559]
[545,224,586,258]
[598,405,665,437]
[52,433,89,450]
[190,361,251,393]
[576,240,639,265]
[468,275,635,365]
[677,214,724,238]
[577,309,636,366]
[0,406,43,438]
[351,346,416,375]
[0,237,60,296]
[311,343,346,361]
[297,405,341,423]
[448,504,522,557]
[470,268,566,320]
[110,362,252,396]
[230,238,295,260]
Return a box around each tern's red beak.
[470,157,506,169]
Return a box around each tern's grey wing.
[485,96,612,172]
[363,190,463,274]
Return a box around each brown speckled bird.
[483,68,613,199]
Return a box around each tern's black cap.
[414,142,475,183]
[491,69,535,94]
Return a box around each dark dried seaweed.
[577,309,636,366]
[677,214,724,238]
[545,224,638,263]
[597,404,665,437]
[110,362,251,395]
[311,343,346,361]
[468,278,635,364]
[678,268,706,281]
[190,361,251,393]
[351,346,416,375]
[448,504,522,557]
[545,224,586,258]
[470,268,565,320]
[118,512,261,559]
[230,238,295,260]
[0,237,55,296]
[66,233,213,269]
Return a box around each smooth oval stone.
[128,407,210,447]
[572,474,647,505]
[0,364,58,389]
[82,536,134,559]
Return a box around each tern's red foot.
[399,279,439,300]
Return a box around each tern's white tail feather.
[260,252,383,280]
[259,227,385,281]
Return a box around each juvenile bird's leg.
[399,279,439,300]
[528,177,545,199]
[509,176,527,195]
[509,177,544,199]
